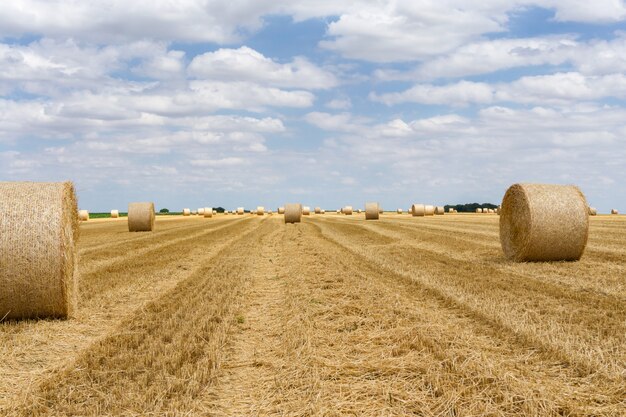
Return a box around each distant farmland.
[1,213,624,416]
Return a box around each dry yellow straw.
[284,203,302,223]
[365,202,380,220]
[0,181,78,320]
[128,202,155,232]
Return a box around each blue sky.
[1,1,625,212]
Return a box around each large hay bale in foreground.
[365,202,380,220]
[411,204,425,217]
[183,208,191,216]
[256,206,264,216]
[434,206,445,215]
[128,202,155,232]
[111,210,119,218]
[343,206,353,215]
[0,181,78,319]
[204,207,213,218]
[302,206,311,215]
[78,210,89,221]
[284,203,302,224]
[499,183,589,262]
[611,209,619,215]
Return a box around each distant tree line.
[444,203,498,213]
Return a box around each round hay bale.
[397,208,403,214]
[204,207,213,218]
[278,207,285,214]
[198,208,205,216]
[336,209,340,214]
[365,202,380,220]
[213,210,217,215]
[302,206,311,215]
[320,209,325,214]
[424,205,435,216]
[476,208,483,213]
[434,206,445,215]
[191,210,197,215]
[110,209,120,218]
[284,203,302,224]
[448,207,454,213]
[256,206,264,215]
[611,209,619,215]
[128,202,155,232]
[237,207,244,215]
[183,208,191,216]
[78,209,89,221]
[343,206,353,215]
[357,209,362,213]
[0,182,79,320]
[411,204,425,217]
[588,207,597,216]
[314,207,321,214]
[499,183,589,262]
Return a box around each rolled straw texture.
[278,207,285,214]
[284,203,302,224]
[425,205,435,216]
[343,206,353,215]
[128,202,155,232]
[78,210,89,221]
[434,206,445,215]
[499,183,589,262]
[302,206,311,215]
[365,202,380,220]
[411,204,425,217]
[0,181,78,319]
[204,207,213,218]
[183,208,191,216]
[256,206,264,216]
[111,210,119,218]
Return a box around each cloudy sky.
[1,1,625,212]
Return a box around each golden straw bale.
[588,207,597,216]
[357,209,362,213]
[320,209,325,214]
[183,208,191,216]
[110,210,119,218]
[343,206,353,215]
[499,183,589,262]
[397,208,403,214]
[476,208,483,213]
[424,205,435,216]
[411,204,425,217]
[78,210,89,221]
[315,207,321,214]
[198,208,205,215]
[128,202,155,232]
[448,207,454,213]
[237,207,244,215]
[302,206,311,215]
[336,209,340,214]
[365,202,380,220]
[278,207,285,214]
[213,210,217,215]
[0,181,79,319]
[434,206,445,215]
[284,203,302,224]
[611,209,619,215]
[204,207,213,218]
[257,206,264,215]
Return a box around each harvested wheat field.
[1,213,625,416]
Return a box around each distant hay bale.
[343,206,353,215]
[357,209,362,213]
[302,206,311,215]
[0,181,79,320]
[257,206,264,215]
[397,208,403,214]
[110,210,119,218]
[588,207,597,216]
[434,206,445,215]
[365,202,380,220]
[278,207,285,214]
[411,204,425,217]
[336,209,340,214]
[198,208,205,216]
[78,210,89,221]
[611,209,619,215]
[284,203,302,224]
[204,207,213,218]
[237,207,244,215]
[183,208,191,216]
[320,209,325,214]
[425,205,435,216]
[476,208,483,213]
[315,207,321,214]
[128,202,155,232]
[213,210,217,215]
[191,210,197,215]
[499,183,589,262]
[448,207,454,213]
